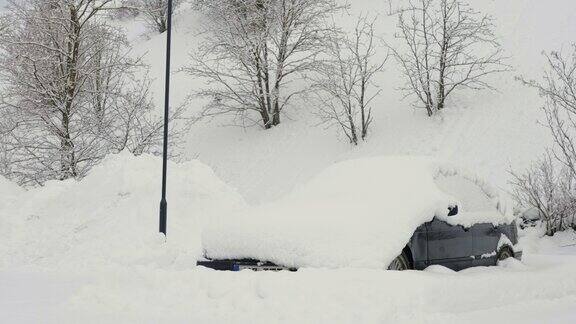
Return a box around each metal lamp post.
[159,0,173,236]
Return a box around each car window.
[435,175,496,212]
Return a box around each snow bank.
[0,151,246,270]
[204,156,513,269]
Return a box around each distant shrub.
[510,155,576,236]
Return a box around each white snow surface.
[0,176,22,203]
[204,156,513,269]
[0,151,246,270]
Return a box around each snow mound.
[0,151,246,270]
[203,156,515,269]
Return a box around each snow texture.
[0,151,246,270]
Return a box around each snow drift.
[203,156,515,269]
[0,151,246,270]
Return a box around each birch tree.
[314,16,387,145]
[186,0,343,129]
[0,0,173,185]
[390,0,509,116]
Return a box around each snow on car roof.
[203,156,514,269]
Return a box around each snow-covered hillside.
[131,0,576,204]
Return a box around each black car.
[198,207,522,272]
[387,215,522,271]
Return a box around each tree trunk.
[272,104,281,126]
[425,92,434,117]
[347,101,358,145]
[437,1,448,111]
[158,17,167,33]
[60,4,81,180]
[260,109,272,129]
[360,79,368,140]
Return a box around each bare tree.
[186,0,343,129]
[0,0,177,185]
[390,0,509,116]
[521,46,576,178]
[511,45,576,235]
[510,155,576,236]
[314,16,387,145]
[109,0,140,20]
[119,0,184,33]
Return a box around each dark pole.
[159,0,173,236]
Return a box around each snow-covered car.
[198,157,522,272]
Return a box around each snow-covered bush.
[510,155,576,236]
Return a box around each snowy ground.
[1,231,576,323]
[1,153,576,324]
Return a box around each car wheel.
[497,246,514,262]
[388,250,412,271]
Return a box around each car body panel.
[425,218,474,270]
[408,218,520,271]
[408,224,428,270]
[471,222,499,266]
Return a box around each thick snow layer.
[3,248,576,324]
[203,156,513,269]
[0,151,246,270]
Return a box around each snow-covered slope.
[132,0,576,205]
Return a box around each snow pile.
[0,151,246,270]
[203,156,513,269]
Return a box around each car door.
[425,217,474,271]
[470,223,500,266]
[471,222,517,266]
